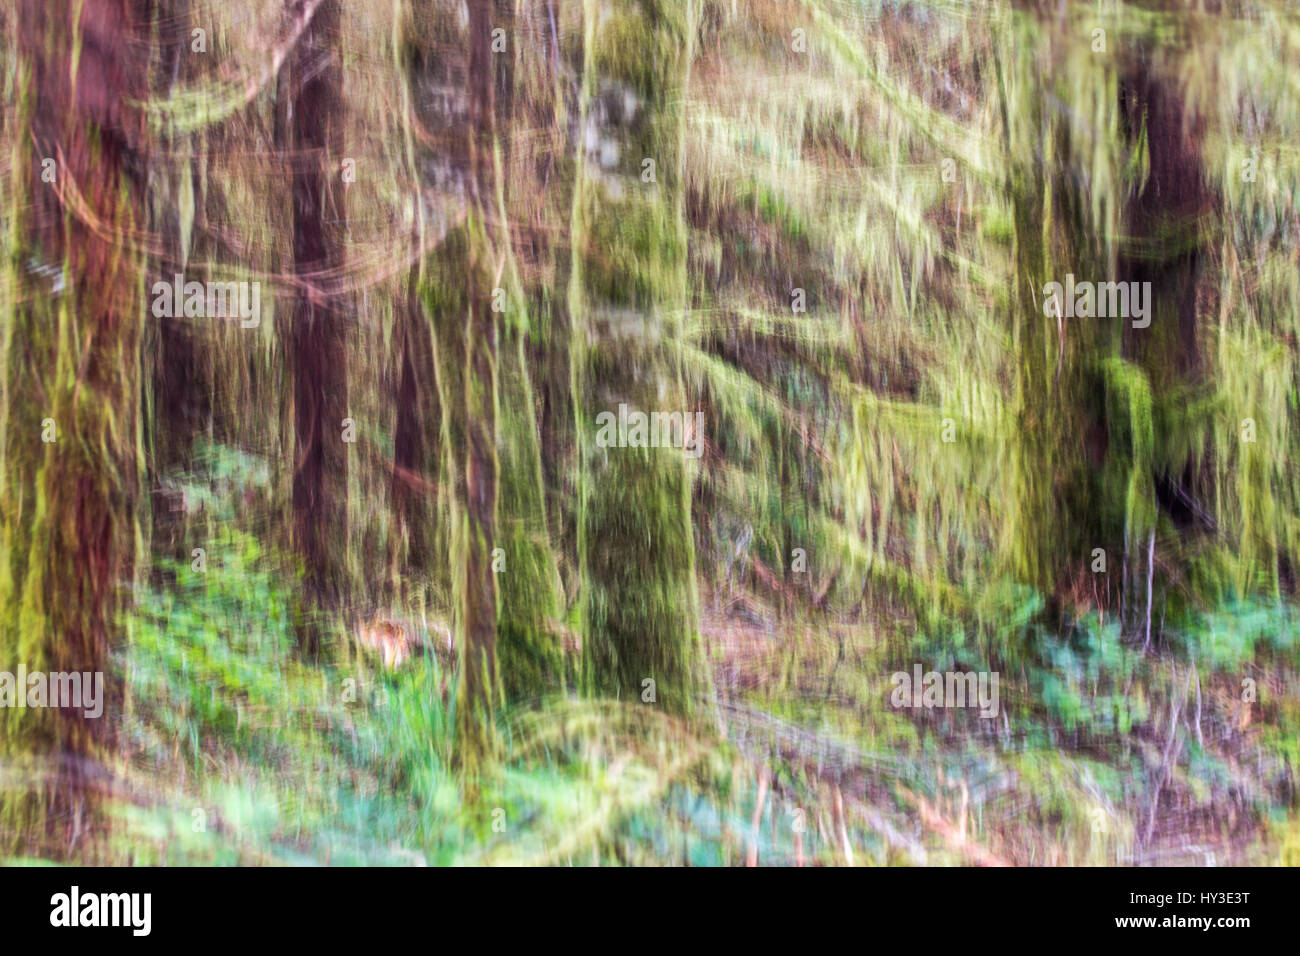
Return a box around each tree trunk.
[146,0,211,569]
[570,0,706,713]
[0,0,147,858]
[454,0,504,777]
[286,0,349,648]
[494,0,568,698]
[389,271,439,592]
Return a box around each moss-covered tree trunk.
[994,27,1122,613]
[402,0,471,662]
[570,0,706,713]
[494,0,567,698]
[404,2,563,773]
[451,0,518,777]
[286,0,350,648]
[0,0,148,857]
[496,319,567,697]
[387,2,445,610]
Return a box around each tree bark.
[454,0,504,776]
[286,0,350,647]
[0,0,148,857]
[570,0,707,713]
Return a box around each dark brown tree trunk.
[287,0,349,646]
[390,276,439,582]
[1121,69,1212,377]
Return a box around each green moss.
[589,0,688,101]
[572,0,706,714]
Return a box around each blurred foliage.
[1,0,1299,865]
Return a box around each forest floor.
[698,591,1295,867]
[15,539,1291,867]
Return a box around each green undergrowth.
[4,494,1289,866]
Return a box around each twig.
[901,786,1010,866]
[1141,530,1155,655]
[746,765,769,867]
[1143,666,1192,846]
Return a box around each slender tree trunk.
[454,0,504,776]
[570,0,706,713]
[287,0,349,647]
[407,0,506,777]
[402,0,471,670]
[1114,64,1212,613]
[389,269,439,591]
[402,2,561,747]
[494,0,567,697]
[146,0,210,568]
[496,322,567,696]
